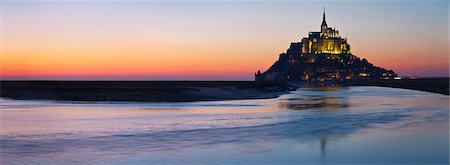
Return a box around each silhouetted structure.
[255,9,396,82]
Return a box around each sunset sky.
[1,1,448,80]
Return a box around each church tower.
[321,7,328,34]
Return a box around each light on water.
[0,86,448,164]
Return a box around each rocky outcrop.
[255,50,396,82]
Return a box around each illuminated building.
[255,8,397,81]
[300,9,351,55]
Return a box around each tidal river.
[0,86,448,164]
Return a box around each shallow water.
[0,86,448,164]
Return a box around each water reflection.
[0,86,448,164]
[279,95,350,110]
[321,136,327,164]
[301,85,349,91]
[280,87,351,111]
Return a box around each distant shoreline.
[0,78,448,102]
[345,78,449,95]
[0,81,294,102]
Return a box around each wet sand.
[0,81,293,102]
[1,78,447,102]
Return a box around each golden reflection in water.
[279,95,350,111]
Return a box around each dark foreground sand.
[0,81,293,102]
[1,78,448,102]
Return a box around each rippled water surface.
[1,86,448,164]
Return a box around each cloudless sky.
[1,1,448,80]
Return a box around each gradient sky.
[1,1,448,80]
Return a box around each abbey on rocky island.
[255,9,396,82]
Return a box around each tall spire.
[323,6,326,21]
[321,6,327,28]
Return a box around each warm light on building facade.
[254,8,398,82]
[300,9,351,55]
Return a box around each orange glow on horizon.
[1,1,448,80]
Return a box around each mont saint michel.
[255,10,397,82]
[1,2,449,164]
